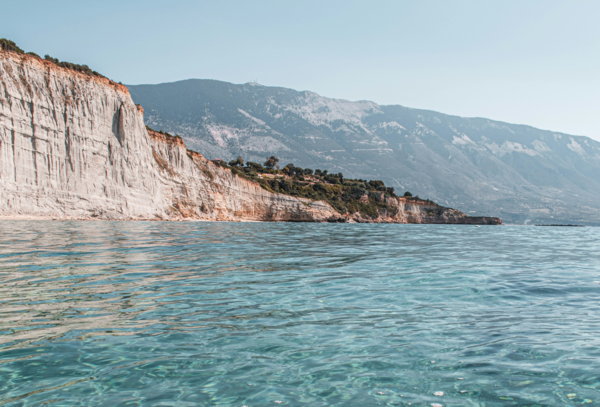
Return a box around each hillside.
[128,79,600,225]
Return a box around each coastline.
[0,48,501,226]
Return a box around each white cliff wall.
[0,51,165,219]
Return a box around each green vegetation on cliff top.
[228,157,432,218]
[1,38,106,78]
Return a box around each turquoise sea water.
[0,221,599,406]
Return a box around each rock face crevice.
[0,50,501,224]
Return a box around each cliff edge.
[0,49,501,224]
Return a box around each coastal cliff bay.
[0,46,500,224]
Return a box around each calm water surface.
[0,221,599,406]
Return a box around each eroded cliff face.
[0,50,501,225]
[0,51,164,219]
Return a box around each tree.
[246,161,265,172]
[229,155,244,167]
[404,191,412,197]
[264,156,279,170]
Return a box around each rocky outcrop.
[0,49,501,224]
[338,196,501,224]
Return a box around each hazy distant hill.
[128,79,600,225]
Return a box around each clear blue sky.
[4,0,600,140]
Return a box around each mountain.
[127,79,600,225]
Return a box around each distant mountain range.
[128,79,600,225]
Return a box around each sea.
[0,221,599,406]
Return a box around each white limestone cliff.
[0,50,342,221]
[0,51,166,219]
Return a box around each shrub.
[349,186,367,200]
[246,161,265,172]
[0,39,24,53]
[259,179,274,193]
[324,175,340,184]
[44,55,60,64]
[368,191,383,202]
[44,54,105,78]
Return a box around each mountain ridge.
[128,79,600,225]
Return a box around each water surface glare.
[1,221,599,406]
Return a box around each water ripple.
[0,221,599,406]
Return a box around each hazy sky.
[4,0,600,141]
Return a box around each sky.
[3,0,600,141]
